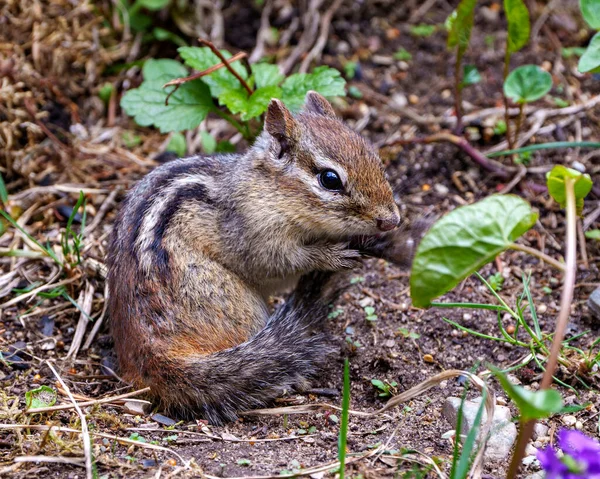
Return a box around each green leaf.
[393,48,412,61]
[178,47,248,98]
[546,165,593,216]
[371,379,386,390]
[410,195,538,308]
[152,27,187,47]
[490,367,563,421]
[585,229,600,240]
[166,132,186,157]
[580,0,600,29]
[121,77,213,133]
[25,385,57,410]
[409,24,436,37]
[503,65,552,103]
[446,0,477,53]
[200,131,217,154]
[135,0,170,10]
[244,86,283,120]
[562,47,586,59]
[504,0,530,53]
[98,83,115,104]
[142,58,187,81]
[281,66,346,111]
[251,63,284,89]
[578,32,600,73]
[461,65,482,87]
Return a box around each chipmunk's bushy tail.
[162,271,337,425]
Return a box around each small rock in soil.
[123,400,152,416]
[533,423,549,440]
[588,287,600,319]
[561,415,577,427]
[442,397,517,461]
[152,413,178,426]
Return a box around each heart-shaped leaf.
[25,385,57,410]
[580,0,600,29]
[491,367,563,421]
[504,0,530,53]
[504,65,552,103]
[578,32,600,73]
[410,195,538,308]
[546,165,593,216]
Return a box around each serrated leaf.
[410,195,537,308]
[166,132,186,157]
[546,165,593,216]
[446,0,477,53]
[142,59,188,81]
[581,0,600,29]
[178,47,249,98]
[491,367,563,421]
[244,86,282,120]
[25,385,57,410]
[281,66,346,111]
[503,65,552,103]
[504,0,530,53]
[121,78,213,133]
[251,63,284,89]
[578,32,600,73]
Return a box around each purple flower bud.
[537,429,600,478]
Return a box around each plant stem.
[503,46,515,151]
[513,102,525,148]
[212,109,250,140]
[453,48,464,134]
[506,178,578,479]
[338,358,350,479]
[508,243,566,272]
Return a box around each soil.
[1,1,599,478]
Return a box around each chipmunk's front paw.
[326,243,362,270]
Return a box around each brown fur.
[107,92,403,424]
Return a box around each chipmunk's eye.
[319,169,343,191]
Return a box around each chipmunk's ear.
[265,99,298,158]
[303,91,336,118]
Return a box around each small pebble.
[576,421,584,430]
[537,304,547,314]
[506,325,516,334]
[541,60,552,71]
[525,444,538,456]
[571,161,586,172]
[562,415,577,427]
[423,354,434,363]
[497,397,507,406]
[441,89,452,99]
[408,94,419,104]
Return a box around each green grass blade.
[454,390,486,479]
[338,358,350,479]
[486,141,600,158]
[0,211,63,267]
[431,301,507,311]
[443,318,511,343]
[0,172,8,206]
[522,274,541,339]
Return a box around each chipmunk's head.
[258,91,399,237]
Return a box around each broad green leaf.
[166,132,186,157]
[25,385,57,410]
[446,0,477,53]
[504,0,530,53]
[585,229,600,240]
[503,65,552,103]
[410,195,537,308]
[251,63,284,89]
[178,47,248,98]
[578,32,600,73]
[135,0,170,10]
[546,165,593,215]
[219,85,282,121]
[142,58,187,81]
[491,367,563,421]
[461,65,482,87]
[281,66,346,111]
[581,0,600,29]
[121,78,213,133]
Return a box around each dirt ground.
[1,1,599,478]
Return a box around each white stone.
[562,415,577,427]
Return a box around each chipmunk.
[107,91,405,425]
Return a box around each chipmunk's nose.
[376,213,400,232]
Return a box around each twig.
[299,0,343,73]
[408,0,440,23]
[23,98,71,155]
[577,219,589,269]
[66,282,95,359]
[498,164,527,194]
[82,283,109,350]
[508,242,566,272]
[84,188,120,236]
[280,0,324,75]
[198,39,252,95]
[46,362,93,479]
[26,387,151,414]
[162,51,247,105]
[248,0,273,63]
[13,456,84,466]
[0,276,79,309]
